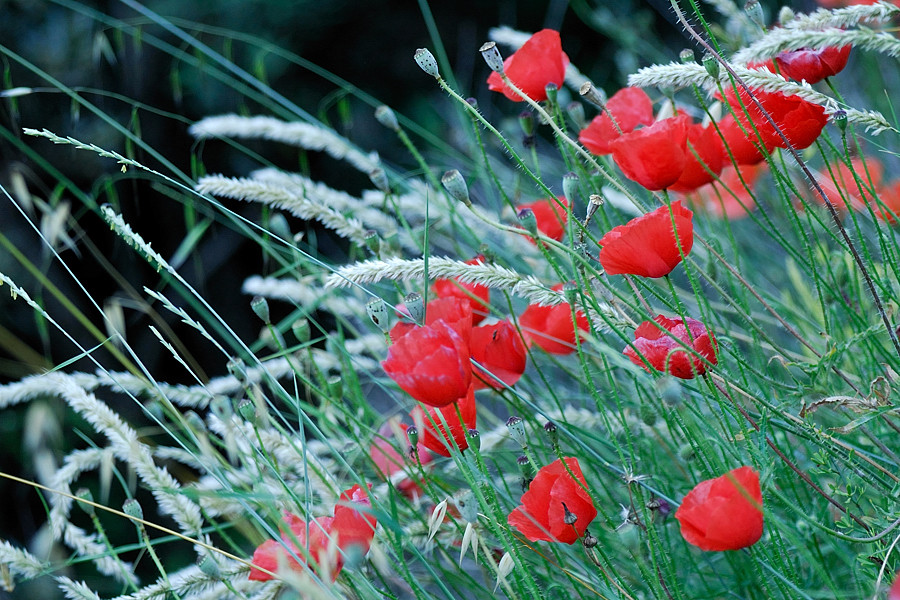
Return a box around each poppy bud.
[702,53,720,80]
[366,298,391,333]
[407,425,419,449]
[678,443,697,462]
[292,317,311,343]
[250,295,270,324]
[544,421,559,448]
[441,169,471,207]
[404,292,425,325]
[76,488,94,516]
[833,110,848,133]
[562,172,579,203]
[369,168,390,194]
[238,398,256,422]
[374,105,399,131]
[519,111,535,137]
[518,454,535,489]
[639,403,658,426]
[744,0,765,29]
[467,428,481,452]
[227,357,248,382]
[123,498,143,520]
[517,208,539,237]
[583,532,599,548]
[679,48,695,64]
[506,416,527,448]
[479,41,505,73]
[567,101,586,130]
[364,230,381,256]
[198,554,221,579]
[414,48,440,78]
[545,82,559,104]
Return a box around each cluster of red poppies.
[810,155,900,221]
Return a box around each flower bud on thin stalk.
[404,292,425,325]
[374,105,399,131]
[544,82,558,105]
[567,101,586,130]
[702,53,720,80]
[366,298,391,333]
[518,454,535,490]
[250,295,270,324]
[441,169,471,207]
[369,167,390,194]
[517,208,538,238]
[364,230,381,256]
[679,48,695,64]
[414,48,440,78]
[292,317,311,343]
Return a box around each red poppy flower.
[249,485,378,581]
[686,163,765,219]
[624,314,717,379]
[889,571,900,600]
[507,457,597,544]
[470,319,528,390]
[774,45,851,84]
[432,256,491,325]
[518,283,590,355]
[410,386,477,456]
[390,296,473,342]
[724,86,827,151]
[598,200,693,278]
[717,114,771,166]
[516,197,569,242]
[675,466,763,551]
[812,156,883,210]
[875,181,900,224]
[579,87,655,155]
[370,419,433,499]
[487,29,569,102]
[609,115,690,191]
[668,121,725,193]
[383,315,471,408]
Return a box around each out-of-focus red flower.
[717,114,771,166]
[668,121,725,193]
[889,571,900,600]
[249,485,378,581]
[410,386,477,456]
[518,283,589,355]
[774,46,851,84]
[598,200,694,278]
[579,87,655,155]
[370,418,433,499]
[470,319,528,390]
[487,29,569,102]
[624,314,717,379]
[686,163,765,219]
[610,115,691,191]
[432,256,490,325]
[516,197,569,242]
[508,457,597,544]
[675,466,763,551]
[383,312,471,408]
[724,86,827,151]
[812,156,883,210]
[875,181,900,224]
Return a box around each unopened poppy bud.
[250,295,270,324]
[519,111,535,137]
[456,489,479,523]
[407,425,419,448]
[197,554,221,579]
[744,0,765,29]
[292,317,310,343]
[238,398,256,422]
[374,105,399,131]
[544,82,558,104]
[506,416,527,448]
[562,172,579,203]
[414,48,440,78]
[227,357,248,382]
[123,498,143,520]
[369,168,390,193]
[679,48,695,64]
[366,298,391,333]
[583,532,599,548]
[777,6,794,24]
[702,53,720,80]
[327,376,342,399]
[364,230,381,255]
[404,292,425,324]
[75,488,94,516]
[517,455,535,489]
[543,420,559,447]
[479,41,505,73]
[678,443,696,462]
[579,82,606,109]
[639,403,658,426]
[562,502,578,525]
[567,101,586,130]
[832,110,847,133]
[466,428,481,451]
[517,207,538,236]
[441,169,471,207]
[562,281,578,306]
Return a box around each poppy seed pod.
[414,48,440,78]
[479,41,505,73]
[441,170,471,206]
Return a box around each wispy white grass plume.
[732,27,900,64]
[189,115,380,174]
[108,564,255,600]
[56,576,102,600]
[242,275,367,316]
[197,175,372,247]
[782,2,899,30]
[0,539,48,583]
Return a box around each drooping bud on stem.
[374,105,400,131]
[441,170,471,207]
[76,488,94,516]
[562,172,578,203]
[250,295,270,324]
[366,298,391,333]
[197,554,221,579]
[479,41,505,73]
[414,48,440,78]
[404,292,425,325]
